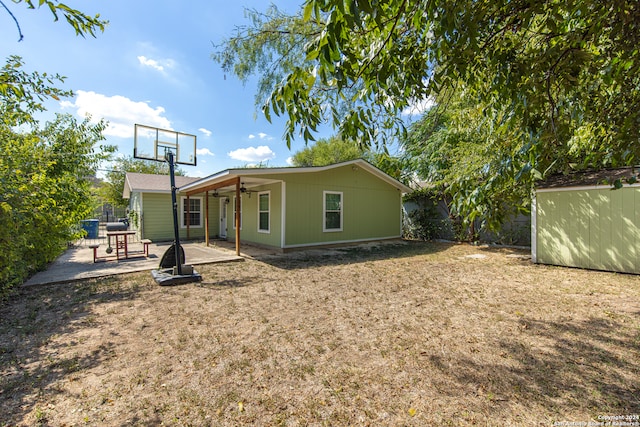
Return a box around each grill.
[105,222,128,232]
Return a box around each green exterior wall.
[138,164,404,248]
[203,194,220,240]
[224,164,402,248]
[222,182,283,248]
[536,187,640,273]
[139,192,220,242]
[128,192,142,239]
[283,165,402,247]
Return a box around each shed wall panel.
[536,187,640,274]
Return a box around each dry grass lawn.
[1,240,639,426]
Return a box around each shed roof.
[123,173,201,199]
[536,167,639,190]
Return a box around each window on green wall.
[181,197,202,228]
[323,191,343,232]
[258,191,270,233]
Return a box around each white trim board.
[536,183,640,193]
[283,235,402,249]
[281,181,286,248]
[531,194,537,263]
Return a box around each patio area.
[24,240,248,286]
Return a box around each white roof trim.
[123,174,132,199]
[180,159,412,193]
[536,183,640,193]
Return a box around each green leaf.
[302,1,313,21]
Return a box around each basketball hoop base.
[151,267,202,286]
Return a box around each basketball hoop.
[134,124,197,166]
[134,124,201,285]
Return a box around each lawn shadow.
[0,275,147,424]
[196,276,263,289]
[425,314,640,419]
[254,239,451,270]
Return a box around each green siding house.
[125,159,412,251]
[532,167,640,274]
[123,173,219,242]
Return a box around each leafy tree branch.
[1,0,107,40]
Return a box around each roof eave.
[123,174,132,199]
[180,159,412,194]
[179,170,235,192]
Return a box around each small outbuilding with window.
[123,172,210,241]
[124,159,412,252]
[532,167,640,274]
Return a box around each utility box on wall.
[532,168,640,274]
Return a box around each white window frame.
[258,191,270,233]
[323,191,343,232]
[180,196,203,228]
[232,195,243,230]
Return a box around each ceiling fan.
[240,182,253,197]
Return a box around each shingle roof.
[536,167,639,189]
[123,173,201,198]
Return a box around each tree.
[0,55,71,124]
[290,135,366,167]
[0,58,113,294]
[289,135,410,185]
[0,3,107,296]
[101,156,185,208]
[1,0,107,41]
[214,1,640,175]
[402,85,532,236]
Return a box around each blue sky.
[1,1,427,178]
[0,1,319,177]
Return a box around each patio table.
[107,230,138,260]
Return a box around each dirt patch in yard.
[1,241,639,426]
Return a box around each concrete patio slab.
[24,241,244,286]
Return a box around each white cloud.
[60,90,171,138]
[137,55,176,74]
[286,156,294,166]
[196,147,215,156]
[228,145,276,162]
[199,128,212,137]
[401,97,436,116]
[248,132,273,140]
[138,55,164,72]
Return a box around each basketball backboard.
[134,124,197,166]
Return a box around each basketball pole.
[137,124,201,285]
[166,150,183,276]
